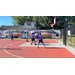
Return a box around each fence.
[61,25,75,44]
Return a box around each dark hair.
[40,33,41,35]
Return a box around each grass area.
[59,39,75,48]
[67,36,75,43]
[72,35,75,36]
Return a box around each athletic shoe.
[35,44,37,45]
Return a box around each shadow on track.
[46,47,64,49]
[0,48,21,50]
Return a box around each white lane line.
[4,42,24,58]
[10,44,12,46]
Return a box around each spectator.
[56,33,60,41]
[11,33,14,40]
[6,35,8,39]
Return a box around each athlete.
[31,33,36,45]
[26,31,28,42]
[37,33,46,48]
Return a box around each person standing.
[11,33,14,40]
[6,35,8,39]
[56,33,59,41]
[31,33,36,45]
[37,33,46,48]
[26,31,28,42]
[0,34,2,39]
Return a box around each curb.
[58,40,75,55]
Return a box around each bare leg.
[26,38,27,41]
[26,36,28,42]
[57,38,58,41]
[56,37,58,41]
[31,41,33,45]
[34,41,35,44]
[42,42,46,48]
[27,37,28,42]
[34,40,37,45]
[37,43,39,48]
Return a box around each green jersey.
[26,32,28,36]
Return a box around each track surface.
[0,39,75,58]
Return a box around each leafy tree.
[11,16,75,29]
[11,16,33,25]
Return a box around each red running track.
[0,39,75,58]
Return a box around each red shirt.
[33,35,35,38]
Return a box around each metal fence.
[61,25,75,44]
[67,25,75,44]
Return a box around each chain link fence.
[61,25,75,44]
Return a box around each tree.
[11,16,75,29]
[1,25,5,26]
[11,16,33,25]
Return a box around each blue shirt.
[31,34,33,38]
[38,35,42,40]
[36,35,38,39]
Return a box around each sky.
[0,16,14,27]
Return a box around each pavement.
[20,40,75,55]
[0,39,75,58]
[58,40,75,55]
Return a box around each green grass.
[72,35,75,36]
[67,36,75,43]
[59,39,75,48]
